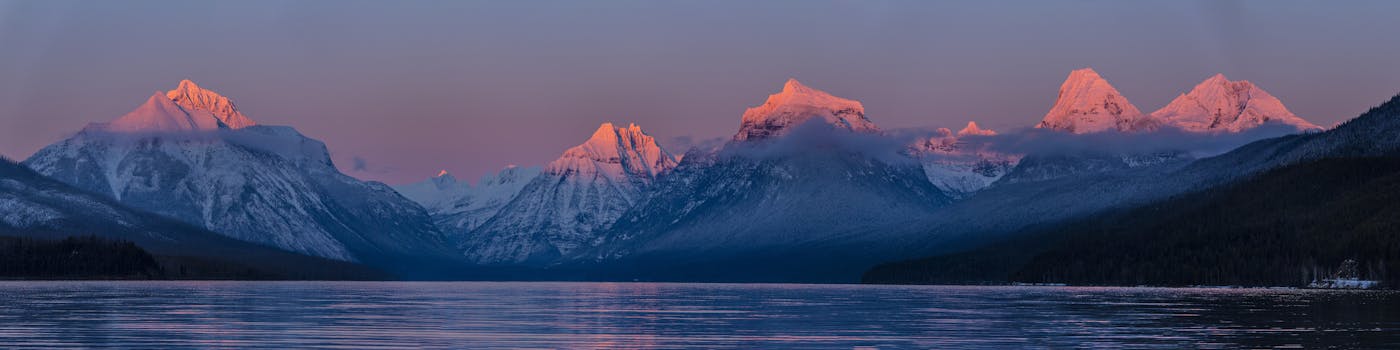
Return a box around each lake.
[0,282,1396,348]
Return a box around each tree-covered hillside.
[0,236,160,279]
[865,157,1400,287]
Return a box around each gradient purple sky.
[2,1,1398,183]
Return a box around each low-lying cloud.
[720,119,926,164]
[970,123,1306,158]
[715,118,1310,165]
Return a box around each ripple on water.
[0,282,1396,349]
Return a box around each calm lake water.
[0,282,1396,349]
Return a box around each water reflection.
[0,282,1395,348]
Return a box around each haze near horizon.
[2,0,1398,183]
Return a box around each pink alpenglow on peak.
[919,121,998,154]
[1150,74,1322,133]
[101,80,258,133]
[1036,68,1152,134]
[733,78,878,141]
[165,79,257,129]
[546,122,678,182]
[430,170,457,189]
[957,121,997,136]
[106,92,226,132]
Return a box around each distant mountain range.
[0,156,382,279]
[1036,68,1320,134]
[8,70,1385,285]
[22,80,459,278]
[864,95,1400,287]
[461,122,678,265]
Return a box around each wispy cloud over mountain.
[977,123,1307,158]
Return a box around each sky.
[1,0,1398,184]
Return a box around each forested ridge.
[0,235,159,279]
[0,235,301,280]
[865,156,1400,287]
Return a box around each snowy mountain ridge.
[23,80,452,268]
[394,165,541,236]
[457,122,678,265]
[1151,73,1321,133]
[1035,68,1153,134]
[586,80,951,280]
[913,121,1018,198]
[549,123,677,183]
[165,79,257,129]
[734,79,878,141]
[1035,68,1321,135]
[104,92,228,132]
[5,73,1343,279]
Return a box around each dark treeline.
[0,235,280,280]
[865,156,1400,287]
[0,235,160,279]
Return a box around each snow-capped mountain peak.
[393,163,542,242]
[913,121,1016,198]
[458,122,679,265]
[26,81,452,267]
[481,165,532,186]
[165,79,257,129]
[958,121,997,136]
[548,122,677,181]
[431,170,458,189]
[1036,68,1151,134]
[1150,73,1321,133]
[106,92,225,132]
[734,78,878,141]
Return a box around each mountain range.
[7,69,1377,285]
[458,122,678,265]
[865,94,1400,286]
[1036,68,1320,134]
[22,80,458,278]
[0,156,381,279]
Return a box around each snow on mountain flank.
[394,165,541,235]
[957,121,997,136]
[165,79,257,129]
[591,86,950,274]
[24,80,450,265]
[1036,68,1153,134]
[733,79,878,141]
[548,123,678,181]
[101,80,258,133]
[1151,74,1322,133]
[461,122,678,265]
[914,121,1017,199]
[397,170,469,208]
[106,92,226,132]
